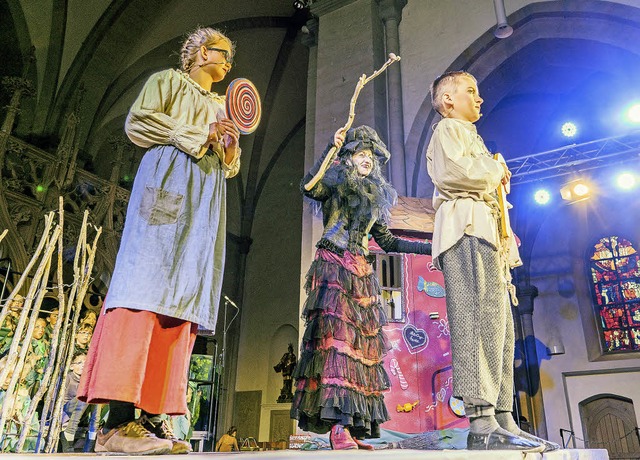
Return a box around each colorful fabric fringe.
[291,248,391,438]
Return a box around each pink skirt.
[291,248,391,437]
[77,307,197,415]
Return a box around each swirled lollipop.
[225,78,262,134]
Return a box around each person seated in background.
[80,309,98,332]
[74,325,93,355]
[0,295,25,356]
[0,356,40,452]
[44,307,59,341]
[24,317,50,395]
[215,426,239,452]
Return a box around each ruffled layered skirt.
[290,248,390,438]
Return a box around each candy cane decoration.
[304,53,401,191]
[389,358,409,390]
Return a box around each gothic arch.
[579,393,640,455]
[407,0,640,197]
[268,323,298,403]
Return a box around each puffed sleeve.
[429,119,503,193]
[125,69,209,158]
[222,146,241,179]
[370,221,432,254]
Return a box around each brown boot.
[95,420,173,455]
[140,415,192,454]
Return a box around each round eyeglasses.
[207,47,233,65]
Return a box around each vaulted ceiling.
[1,0,310,235]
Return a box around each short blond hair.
[430,71,476,117]
[180,27,235,72]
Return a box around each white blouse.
[125,69,240,178]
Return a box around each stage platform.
[4,449,608,459]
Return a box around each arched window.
[589,236,640,353]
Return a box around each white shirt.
[426,117,521,269]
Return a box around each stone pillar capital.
[376,0,407,23]
[1,76,36,97]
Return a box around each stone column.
[377,0,407,195]
[300,16,320,341]
[515,284,548,439]
[310,0,386,154]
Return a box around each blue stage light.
[616,172,636,190]
[627,104,640,123]
[534,189,551,205]
[561,122,577,138]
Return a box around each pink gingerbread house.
[369,196,468,434]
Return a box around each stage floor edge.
[2,448,608,459]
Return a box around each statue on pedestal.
[274,343,296,403]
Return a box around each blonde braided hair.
[180,27,235,73]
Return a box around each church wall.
[234,120,306,442]
[528,195,640,446]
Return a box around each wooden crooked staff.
[492,153,520,307]
[493,152,512,239]
[304,53,401,191]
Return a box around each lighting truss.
[507,130,640,184]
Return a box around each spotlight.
[626,104,640,123]
[534,189,551,205]
[573,183,589,197]
[560,179,591,203]
[616,172,636,190]
[293,0,310,9]
[561,122,577,138]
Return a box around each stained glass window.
[589,236,640,353]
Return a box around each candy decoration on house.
[396,401,419,413]
[417,276,445,297]
[389,358,409,390]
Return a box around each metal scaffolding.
[507,130,640,184]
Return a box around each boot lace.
[142,416,177,440]
[122,420,154,438]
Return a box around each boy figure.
[426,71,558,452]
[60,352,89,453]
[44,308,59,341]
